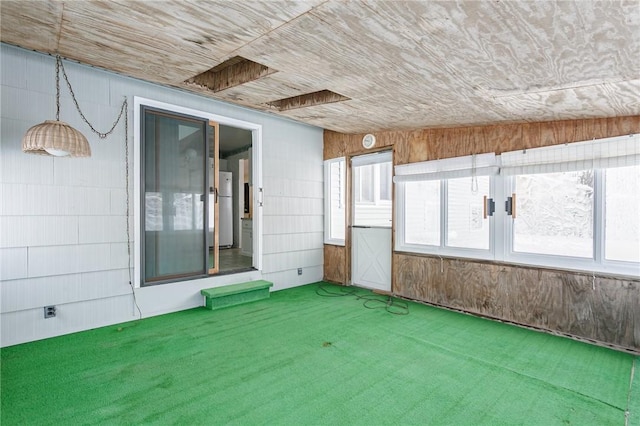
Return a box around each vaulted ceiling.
[2,0,639,133]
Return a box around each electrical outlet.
[297,268,302,276]
[44,305,56,319]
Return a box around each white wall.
[0,44,324,347]
[225,150,250,248]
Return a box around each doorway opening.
[350,151,393,292]
[133,97,262,288]
[215,125,254,274]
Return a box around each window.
[396,153,497,257]
[354,164,374,203]
[447,177,490,250]
[379,162,392,201]
[604,165,640,263]
[404,180,440,246]
[397,177,491,254]
[324,157,346,245]
[396,135,640,276]
[353,161,392,204]
[352,151,393,227]
[512,171,593,258]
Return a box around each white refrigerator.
[209,171,234,248]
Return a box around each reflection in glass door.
[141,107,211,284]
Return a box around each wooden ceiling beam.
[186,56,277,93]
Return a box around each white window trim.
[501,169,640,277]
[324,157,346,246]
[395,136,640,277]
[395,152,499,182]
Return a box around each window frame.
[324,157,346,246]
[353,162,393,206]
[395,176,495,261]
[395,140,640,277]
[501,168,639,276]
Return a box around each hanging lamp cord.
[123,97,142,319]
[55,54,142,319]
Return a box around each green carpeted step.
[201,280,273,310]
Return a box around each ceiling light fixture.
[22,56,91,157]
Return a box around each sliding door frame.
[209,120,220,275]
[134,97,263,288]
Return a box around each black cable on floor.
[316,283,409,315]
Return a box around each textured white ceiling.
[2,0,638,133]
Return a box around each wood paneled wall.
[323,115,640,352]
[324,245,347,284]
[325,116,640,162]
[395,254,639,351]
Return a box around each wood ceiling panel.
[279,94,506,134]
[0,1,63,52]
[233,8,387,99]
[193,72,323,105]
[4,0,324,84]
[489,79,640,122]
[1,0,638,133]
[371,1,640,90]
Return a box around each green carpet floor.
[1,282,638,425]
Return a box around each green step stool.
[201,280,273,310]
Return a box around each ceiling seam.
[55,2,65,53]
[219,0,331,62]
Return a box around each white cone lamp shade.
[22,119,91,157]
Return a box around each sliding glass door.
[141,106,216,284]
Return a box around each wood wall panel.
[324,244,346,284]
[394,137,410,165]
[324,115,640,161]
[394,253,640,352]
[608,115,638,137]
[324,115,640,352]
[323,130,347,159]
[405,129,431,164]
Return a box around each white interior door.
[351,151,393,292]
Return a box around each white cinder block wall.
[0,44,324,347]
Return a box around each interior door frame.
[347,149,394,289]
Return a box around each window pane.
[514,171,593,258]
[404,181,440,245]
[354,162,392,227]
[143,110,207,282]
[355,165,374,202]
[328,159,345,241]
[605,165,640,262]
[379,162,392,201]
[145,192,163,231]
[447,177,490,250]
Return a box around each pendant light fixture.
[22,55,91,157]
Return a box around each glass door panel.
[142,107,209,284]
